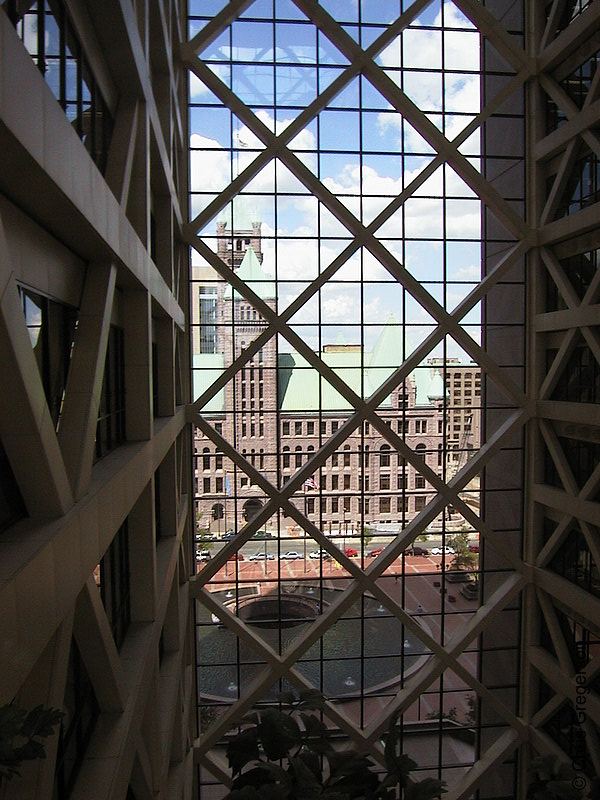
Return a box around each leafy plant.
[527,755,599,799]
[425,707,458,723]
[223,689,446,800]
[0,703,63,782]
[362,526,374,549]
[445,531,477,573]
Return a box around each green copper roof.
[192,353,226,412]
[194,321,453,414]
[427,370,445,399]
[223,246,276,301]
[370,315,403,368]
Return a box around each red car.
[368,547,383,558]
[344,547,358,557]
[228,552,244,561]
[469,544,479,553]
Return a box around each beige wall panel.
[0,409,185,704]
[3,618,73,800]
[0,580,20,702]
[0,196,85,305]
[58,262,117,498]
[129,483,158,622]
[0,16,183,328]
[0,273,73,514]
[0,15,44,163]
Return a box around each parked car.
[222,530,236,540]
[309,549,331,559]
[469,543,479,553]
[196,549,211,562]
[367,547,383,558]
[344,547,358,557]
[409,546,429,556]
[252,530,273,539]
[228,552,244,561]
[279,550,303,560]
[431,546,455,555]
[248,551,275,560]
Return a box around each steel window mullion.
[185,0,431,236]
[187,0,537,794]
[293,0,529,240]
[187,59,530,411]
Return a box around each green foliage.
[200,704,220,732]
[224,691,446,800]
[196,508,214,551]
[362,527,374,549]
[425,697,477,728]
[425,708,458,723]
[527,755,599,799]
[465,696,477,727]
[446,531,477,572]
[0,703,63,782]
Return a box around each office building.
[193,224,481,533]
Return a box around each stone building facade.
[193,224,480,537]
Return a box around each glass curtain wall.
[185,1,526,796]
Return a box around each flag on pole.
[303,476,319,491]
[225,474,232,496]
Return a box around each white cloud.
[190,134,230,193]
[451,264,481,280]
[189,16,483,334]
[189,64,231,100]
[321,293,359,321]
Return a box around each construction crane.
[449,413,473,479]
[447,414,480,519]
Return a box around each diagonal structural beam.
[0,212,73,516]
[57,263,117,501]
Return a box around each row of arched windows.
[202,443,430,473]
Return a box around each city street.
[197,530,477,563]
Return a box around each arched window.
[282,446,290,469]
[295,446,302,468]
[380,444,391,467]
[343,444,351,467]
[202,447,210,471]
[243,498,262,522]
[212,503,224,520]
[415,443,426,463]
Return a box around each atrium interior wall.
[0,1,195,799]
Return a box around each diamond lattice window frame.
[184,1,599,797]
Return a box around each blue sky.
[190,1,482,356]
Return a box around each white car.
[280,551,303,560]
[248,551,275,561]
[309,549,331,560]
[431,546,455,555]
